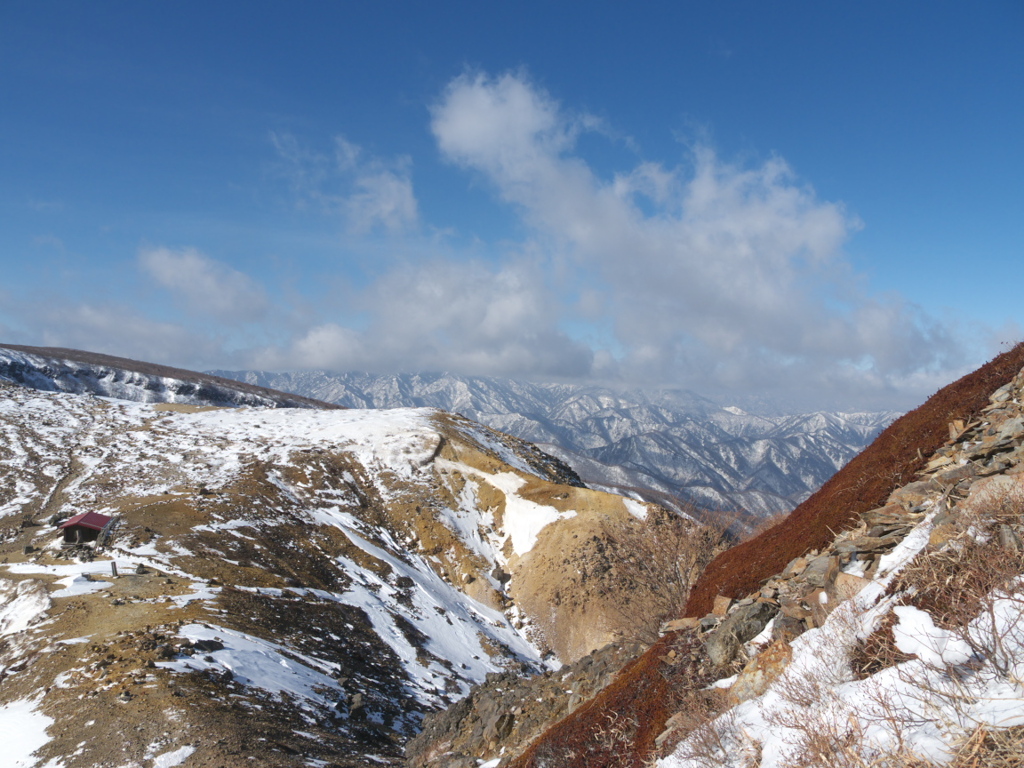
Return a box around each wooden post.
[111,562,118,578]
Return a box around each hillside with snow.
[0,344,334,410]
[213,370,899,520]
[464,343,1024,768]
[6,343,1024,768]
[0,358,704,767]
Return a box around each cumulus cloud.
[271,132,418,234]
[12,72,978,413]
[140,247,270,323]
[428,71,966,407]
[251,258,591,378]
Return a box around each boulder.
[705,601,779,668]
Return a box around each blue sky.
[1,2,1021,410]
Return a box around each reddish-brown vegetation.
[687,341,1024,616]
[507,633,718,768]
[507,342,1024,768]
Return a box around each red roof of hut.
[57,511,112,532]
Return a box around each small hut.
[58,512,112,544]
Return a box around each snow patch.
[151,745,196,768]
[623,498,649,521]
[158,623,340,709]
[0,579,51,636]
[0,697,55,767]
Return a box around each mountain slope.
[493,341,1024,768]
[0,344,335,409]
[0,353,703,768]
[212,370,898,519]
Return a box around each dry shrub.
[600,504,728,645]
[850,611,917,680]
[893,492,1024,632]
[948,724,1024,767]
[670,709,752,768]
[764,688,937,768]
[653,635,730,758]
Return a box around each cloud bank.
[426,71,961,405]
[140,247,270,323]
[7,71,981,411]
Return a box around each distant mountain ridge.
[211,370,900,519]
[0,344,336,410]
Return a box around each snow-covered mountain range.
[212,370,900,519]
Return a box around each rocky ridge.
[684,364,1024,682]
[652,363,1024,765]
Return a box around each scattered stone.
[998,524,1021,552]
[192,639,224,653]
[800,554,838,588]
[661,617,700,633]
[830,572,871,602]
[780,556,807,579]
[705,601,779,668]
[483,711,515,744]
[888,479,940,507]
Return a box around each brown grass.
[948,725,1024,767]
[505,633,720,768]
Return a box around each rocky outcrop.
[405,641,644,767]
[685,341,1024,616]
[694,362,1024,676]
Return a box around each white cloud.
[344,166,418,234]
[9,73,981,413]
[139,247,269,323]
[250,258,591,378]
[429,71,967,408]
[271,132,418,234]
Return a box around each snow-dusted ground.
[1,697,57,768]
[1,381,587,762]
[216,369,900,519]
[659,497,1024,767]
